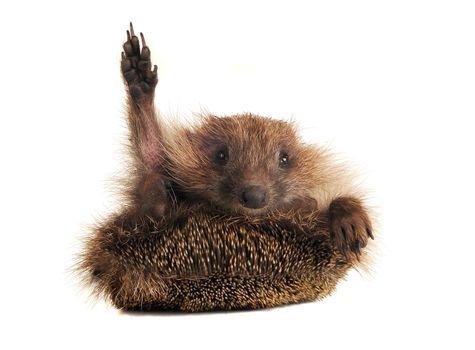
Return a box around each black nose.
[240,185,268,209]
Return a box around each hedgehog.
[78,23,374,312]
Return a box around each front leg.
[328,197,374,260]
[121,23,161,170]
[121,23,167,217]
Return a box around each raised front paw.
[121,22,158,102]
[328,197,374,260]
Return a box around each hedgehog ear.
[183,129,204,147]
[184,129,194,141]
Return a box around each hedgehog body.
[77,24,374,312]
[80,208,355,312]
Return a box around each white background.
[1,0,474,349]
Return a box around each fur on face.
[163,113,339,215]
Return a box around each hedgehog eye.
[279,151,290,167]
[214,146,229,165]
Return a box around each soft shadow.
[119,299,311,317]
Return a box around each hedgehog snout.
[239,185,268,209]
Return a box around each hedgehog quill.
[78,23,375,312]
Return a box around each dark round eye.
[215,146,229,165]
[279,152,290,167]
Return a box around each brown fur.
[163,114,327,215]
[77,24,375,312]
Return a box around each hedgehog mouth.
[241,207,268,216]
[233,204,272,217]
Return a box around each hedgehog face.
[166,114,322,215]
